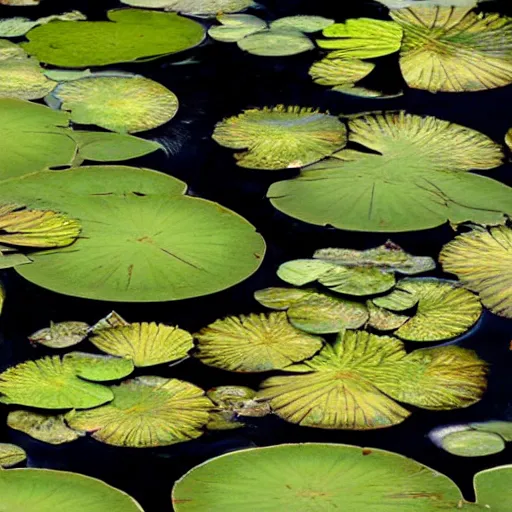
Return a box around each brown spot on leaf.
[362,449,373,456]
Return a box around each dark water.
[0,1,511,510]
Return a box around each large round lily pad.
[194,312,324,372]
[258,330,487,429]
[390,7,512,92]
[22,9,205,67]
[66,376,212,447]
[0,166,265,302]
[0,469,143,511]
[439,226,512,319]
[47,75,179,133]
[268,111,511,232]
[172,443,466,511]
[213,105,347,170]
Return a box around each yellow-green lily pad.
[0,444,26,468]
[120,0,254,16]
[0,11,86,38]
[237,28,315,57]
[309,57,375,89]
[366,301,409,330]
[270,15,334,33]
[442,429,506,457]
[208,14,266,43]
[29,321,90,349]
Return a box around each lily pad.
[0,469,144,511]
[439,226,512,319]
[208,14,266,43]
[7,410,83,445]
[392,279,482,342]
[0,166,265,302]
[253,287,313,310]
[471,421,512,441]
[0,57,56,100]
[172,443,467,511]
[366,301,409,330]
[47,75,179,133]
[194,312,324,372]
[258,330,487,429]
[63,352,134,381]
[66,376,212,448]
[22,9,206,67]
[442,429,506,457]
[474,465,512,512]
[237,28,314,56]
[44,68,93,82]
[268,111,511,232]
[379,0,480,6]
[90,322,193,367]
[213,105,347,170]
[0,356,114,409]
[317,18,403,58]
[0,444,26,468]
[318,266,396,295]
[29,321,90,349]
[331,85,403,98]
[372,287,418,311]
[91,311,130,333]
[390,7,512,92]
[270,15,334,33]
[309,57,375,89]
[120,0,254,16]
[0,11,86,38]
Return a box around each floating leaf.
[0,166,265,302]
[120,0,254,16]
[0,57,56,100]
[317,18,403,58]
[366,301,409,330]
[471,421,512,441]
[237,28,315,56]
[0,251,31,270]
[268,111,511,232]
[442,430,505,457]
[44,68,93,82]
[372,287,418,311]
[474,465,512,512]
[29,321,90,349]
[66,376,212,448]
[0,356,114,409]
[213,105,346,170]
[194,312,323,372]
[172,443,466,511]
[0,11,86,38]
[0,444,26,468]
[208,14,266,43]
[0,39,27,60]
[253,287,314,310]
[258,330,486,429]
[318,266,396,295]
[47,75,179,134]
[22,9,206,67]
[270,15,334,33]
[379,0,479,7]
[309,57,375,89]
[63,352,134,381]
[7,410,82,445]
[390,7,512,92]
[91,311,130,333]
[90,322,193,367]
[439,226,512,319]
[393,279,482,342]
[0,469,143,511]
[331,85,403,98]
[277,259,336,286]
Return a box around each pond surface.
[0,0,511,510]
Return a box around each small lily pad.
[47,75,179,134]
[194,312,324,372]
[474,465,512,512]
[270,15,334,33]
[366,301,409,330]
[372,287,418,311]
[66,376,212,448]
[208,14,266,43]
[237,28,314,57]
[90,322,193,367]
[318,266,396,296]
[63,352,134,381]
[213,105,346,170]
[0,11,86,38]
[0,444,26,468]
[120,0,254,16]
[7,410,83,445]
[442,429,505,457]
[331,85,403,98]
[29,321,90,349]
[309,57,375,89]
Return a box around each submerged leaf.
[439,226,512,319]
[213,105,346,170]
[66,376,212,448]
[391,7,512,92]
[237,28,315,57]
[90,322,193,367]
[29,321,90,349]
[208,14,266,43]
[7,410,83,445]
[0,444,26,468]
[194,312,323,372]
[47,75,179,134]
[268,111,510,232]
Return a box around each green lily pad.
[0,444,26,468]
[0,166,265,302]
[270,15,334,33]
[22,9,206,67]
[277,259,336,286]
[213,105,346,170]
[506,128,512,151]
[309,57,375,89]
[0,11,86,38]
[208,14,266,43]
[44,68,93,82]
[474,465,512,512]
[0,469,143,511]
[253,287,314,310]
[29,321,90,349]
[258,330,487,429]
[268,111,511,232]
[372,287,418,311]
[0,356,114,409]
[317,18,403,58]
[439,226,512,319]
[393,279,482,342]
[47,75,179,133]
[318,266,396,296]
[442,430,505,457]
[172,443,466,511]
[237,28,315,56]
[0,57,56,100]
[120,0,254,16]
[390,7,512,92]
[194,312,324,372]
[471,421,512,441]
[366,301,409,330]
[0,251,31,270]
[63,352,134,381]
[90,322,193,367]
[66,376,212,447]
[7,410,83,445]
